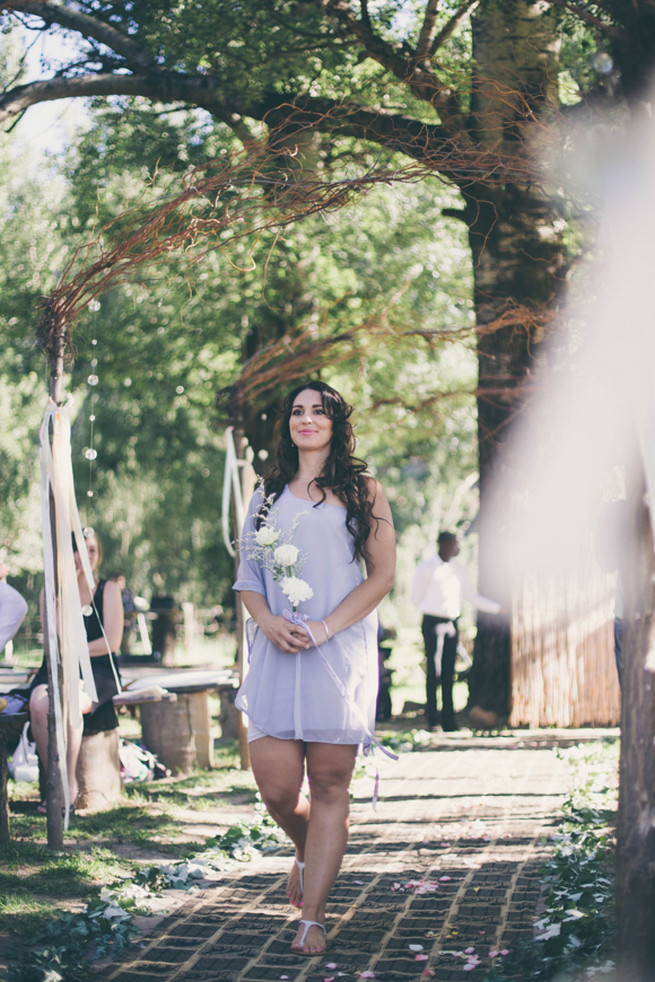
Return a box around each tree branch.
[0,71,244,125]
[544,0,623,37]
[318,0,467,136]
[429,0,480,56]
[1,0,159,71]
[0,69,532,189]
[416,0,441,62]
[319,0,413,80]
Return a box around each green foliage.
[0,74,479,626]
[488,740,618,982]
[1,0,601,641]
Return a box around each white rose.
[255,526,279,546]
[280,576,314,608]
[274,544,299,567]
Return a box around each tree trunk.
[466,1,567,719]
[616,472,655,981]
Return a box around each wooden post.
[230,416,254,771]
[44,309,66,849]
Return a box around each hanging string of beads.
[81,300,101,616]
[84,301,101,509]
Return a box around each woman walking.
[234,380,395,956]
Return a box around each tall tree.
[2,0,653,713]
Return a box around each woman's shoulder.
[364,475,385,502]
[98,578,122,600]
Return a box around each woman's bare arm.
[314,478,395,640]
[240,590,309,654]
[88,579,124,655]
[241,479,395,650]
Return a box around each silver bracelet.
[321,619,330,642]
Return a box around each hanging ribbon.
[434,620,456,678]
[222,426,247,558]
[283,610,398,809]
[40,400,119,827]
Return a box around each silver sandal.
[292,919,326,956]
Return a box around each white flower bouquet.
[244,490,314,612]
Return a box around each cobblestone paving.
[93,730,608,982]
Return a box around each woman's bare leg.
[29,683,89,803]
[292,742,357,954]
[249,736,309,907]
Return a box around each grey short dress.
[233,486,379,747]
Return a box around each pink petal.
[325,964,338,970]
[415,954,429,961]
[463,964,476,971]
[324,977,335,981]
[439,876,451,881]
[464,947,475,954]
[360,973,376,979]
[501,949,510,955]
[422,971,435,979]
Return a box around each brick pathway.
[93,729,612,982]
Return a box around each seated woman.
[29,531,123,812]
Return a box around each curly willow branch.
[35,103,554,399]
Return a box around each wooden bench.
[0,670,241,840]
[121,671,240,775]
[75,685,178,811]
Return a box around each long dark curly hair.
[256,380,376,560]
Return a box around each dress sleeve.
[232,489,266,595]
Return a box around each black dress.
[29,579,122,735]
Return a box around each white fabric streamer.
[434,621,456,678]
[222,426,247,558]
[40,400,118,827]
[283,609,398,809]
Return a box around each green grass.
[1,736,269,982]
[0,630,494,982]
[2,738,260,894]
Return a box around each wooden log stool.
[140,687,213,775]
[75,729,123,811]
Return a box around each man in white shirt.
[0,560,28,658]
[410,531,501,731]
